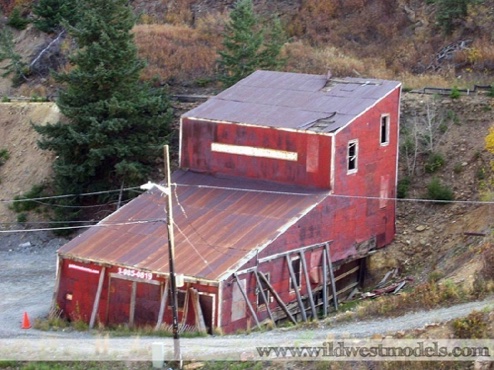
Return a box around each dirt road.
[1,234,494,362]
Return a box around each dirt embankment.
[0,102,59,223]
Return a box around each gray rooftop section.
[183,70,401,133]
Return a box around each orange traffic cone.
[22,312,31,329]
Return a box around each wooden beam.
[254,270,275,325]
[189,287,207,334]
[155,279,169,331]
[322,249,328,317]
[50,256,63,317]
[285,255,307,322]
[129,281,137,328]
[257,271,297,325]
[325,243,338,310]
[233,273,261,330]
[299,251,317,319]
[89,266,106,329]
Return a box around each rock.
[415,225,427,232]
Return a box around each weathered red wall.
[57,259,219,330]
[180,119,332,189]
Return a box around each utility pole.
[164,144,181,366]
[141,145,181,368]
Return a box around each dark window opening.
[168,289,186,310]
[381,115,390,145]
[290,257,301,291]
[257,273,270,307]
[348,141,358,172]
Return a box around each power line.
[0,218,164,234]
[0,186,143,204]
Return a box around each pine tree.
[217,0,286,87]
[34,0,172,221]
[33,0,79,33]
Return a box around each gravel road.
[1,232,494,362]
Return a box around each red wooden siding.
[57,259,219,331]
[180,118,332,189]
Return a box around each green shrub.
[397,177,411,199]
[16,213,27,223]
[452,311,487,339]
[453,162,463,174]
[1,96,10,102]
[9,184,45,213]
[0,148,9,165]
[488,85,494,98]
[426,177,454,202]
[424,152,445,173]
[449,86,461,99]
[7,7,29,30]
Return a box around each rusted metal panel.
[183,71,400,133]
[58,170,327,281]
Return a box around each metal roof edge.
[216,191,331,282]
[182,116,333,136]
[57,254,220,286]
[332,83,402,136]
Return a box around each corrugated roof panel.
[58,170,327,281]
[183,71,400,133]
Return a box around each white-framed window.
[380,114,390,146]
[289,257,302,291]
[256,272,271,307]
[347,140,358,173]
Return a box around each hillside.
[0,0,494,326]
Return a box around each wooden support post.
[50,256,63,317]
[254,269,275,325]
[189,287,207,334]
[324,243,338,310]
[155,279,169,331]
[286,255,307,322]
[299,251,317,319]
[322,249,328,317]
[129,281,137,328]
[89,266,106,329]
[233,273,261,330]
[257,271,297,325]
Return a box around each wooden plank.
[108,272,161,285]
[325,243,338,310]
[334,266,360,283]
[89,266,106,329]
[322,249,328,317]
[257,271,297,325]
[129,281,137,328]
[254,270,275,325]
[286,255,306,322]
[189,288,207,334]
[233,273,261,329]
[299,251,317,319]
[155,279,169,331]
[50,257,63,317]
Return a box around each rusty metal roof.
[183,71,401,133]
[58,170,328,281]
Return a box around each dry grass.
[133,23,222,84]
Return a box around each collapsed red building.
[54,71,401,333]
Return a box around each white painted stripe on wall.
[211,142,298,161]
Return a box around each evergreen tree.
[34,0,172,221]
[0,27,28,86]
[33,0,79,33]
[218,0,286,87]
[433,0,481,34]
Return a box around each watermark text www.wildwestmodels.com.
[256,340,493,361]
